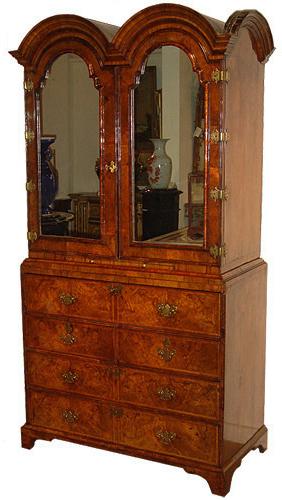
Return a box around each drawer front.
[117,284,220,335]
[29,389,113,440]
[26,351,114,399]
[118,330,220,378]
[119,367,219,419]
[118,407,218,465]
[22,275,114,322]
[25,315,114,360]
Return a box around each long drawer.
[118,407,219,465]
[118,329,220,378]
[119,367,219,419]
[24,315,114,360]
[117,284,220,335]
[28,389,113,441]
[22,275,114,322]
[22,274,221,336]
[26,351,114,399]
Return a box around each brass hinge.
[26,179,36,192]
[209,244,226,259]
[211,68,230,83]
[25,129,35,143]
[27,231,38,242]
[210,129,229,144]
[24,79,34,92]
[209,187,229,201]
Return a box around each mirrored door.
[39,53,101,239]
[132,46,205,247]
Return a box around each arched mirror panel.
[132,46,205,246]
[39,53,101,239]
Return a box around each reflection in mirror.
[40,53,100,239]
[133,46,204,246]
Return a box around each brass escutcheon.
[111,406,123,417]
[157,338,176,362]
[60,322,76,345]
[108,284,123,296]
[105,160,117,173]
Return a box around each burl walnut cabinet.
[11,4,274,496]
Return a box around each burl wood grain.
[118,329,220,378]
[117,285,220,335]
[22,274,114,322]
[26,351,114,400]
[119,367,219,419]
[28,389,113,440]
[118,407,218,465]
[24,315,114,360]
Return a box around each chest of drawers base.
[20,262,267,497]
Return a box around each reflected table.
[41,212,74,236]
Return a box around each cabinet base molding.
[21,423,267,496]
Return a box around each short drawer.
[28,389,113,441]
[119,367,219,419]
[22,274,114,322]
[26,351,114,399]
[118,407,218,465]
[24,315,114,360]
[118,330,220,378]
[117,284,220,335]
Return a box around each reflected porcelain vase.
[147,138,172,189]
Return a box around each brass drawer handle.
[60,322,76,345]
[156,429,177,445]
[62,370,79,384]
[157,303,178,318]
[62,409,78,424]
[59,293,77,305]
[108,284,123,296]
[157,386,176,401]
[110,406,123,417]
[157,338,176,362]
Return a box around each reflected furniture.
[41,212,74,236]
[135,188,181,241]
[11,4,273,496]
[68,192,100,239]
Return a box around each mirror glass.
[39,53,100,239]
[133,46,204,246]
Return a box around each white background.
[0,1,281,499]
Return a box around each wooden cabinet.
[135,188,181,240]
[11,4,274,496]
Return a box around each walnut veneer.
[11,4,273,496]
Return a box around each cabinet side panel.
[222,29,264,272]
[223,264,267,462]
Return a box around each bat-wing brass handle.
[157,386,176,401]
[62,409,78,424]
[59,293,77,305]
[157,303,177,318]
[62,370,79,384]
[156,430,177,445]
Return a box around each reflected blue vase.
[41,137,58,214]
